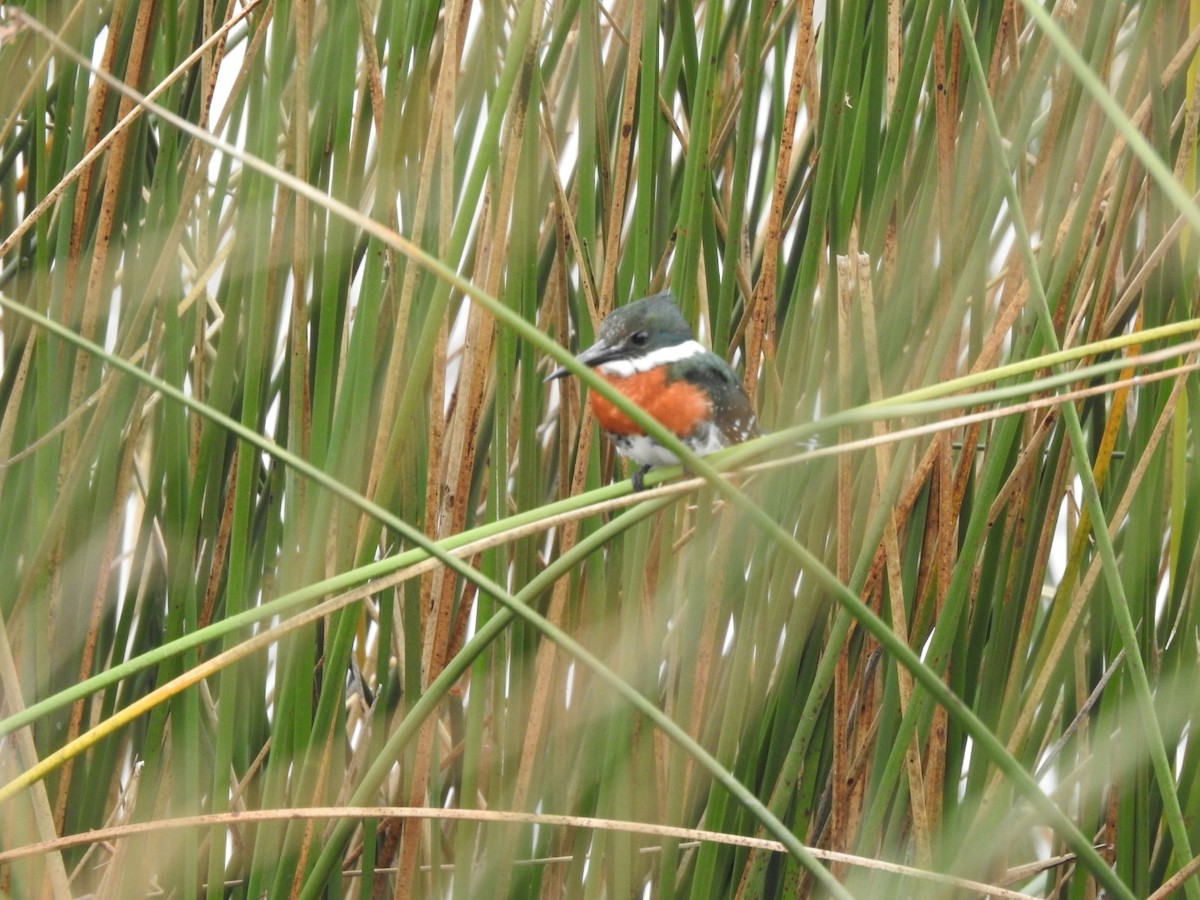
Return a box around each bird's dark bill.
[545,339,617,381]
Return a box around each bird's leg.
[631,464,651,492]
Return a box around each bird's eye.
[630,331,650,346]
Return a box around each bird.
[546,291,760,491]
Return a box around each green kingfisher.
[547,292,760,490]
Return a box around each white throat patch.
[595,339,707,378]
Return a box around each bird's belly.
[610,434,682,467]
[609,422,728,467]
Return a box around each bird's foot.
[631,465,651,492]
